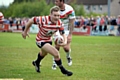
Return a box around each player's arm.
[61,33,67,45]
[67,9,75,43]
[68,9,76,35]
[68,18,75,35]
[59,27,67,46]
[22,18,34,39]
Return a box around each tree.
[13,0,38,3]
[70,1,86,16]
[0,0,54,18]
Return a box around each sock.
[55,59,65,70]
[55,59,69,75]
[35,52,44,64]
[64,49,71,58]
[52,57,56,65]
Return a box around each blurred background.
[0,0,120,36]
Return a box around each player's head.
[0,12,4,27]
[50,6,60,23]
[0,12,4,23]
[55,0,64,7]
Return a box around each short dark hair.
[60,0,65,3]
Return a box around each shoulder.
[32,16,47,24]
[65,4,74,11]
[65,4,75,16]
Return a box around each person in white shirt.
[116,15,120,36]
[52,0,76,70]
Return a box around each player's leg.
[43,43,73,76]
[52,31,61,70]
[52,45,60,70]
[32,42,48,73]
[32,51,47,73]
[63,31,72,66]
[52,57,57,70]
[63,42,72,66]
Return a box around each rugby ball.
[54,35,64,45]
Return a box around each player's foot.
[61,68,73,76]
[32,61,40,73]
[67,57,72,66]
[52,64,57,70]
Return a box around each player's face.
[55,0,61,7]
[50,11,60,23]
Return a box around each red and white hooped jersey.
[32,16,64,42]
[0,12,4,23]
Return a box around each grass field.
[0,32,120,80]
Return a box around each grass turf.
[0,32,120,80]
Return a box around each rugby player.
[22,6,73,76]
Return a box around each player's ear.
[50,13,52,17]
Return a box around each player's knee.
[54,55,60,60]
[63,47,69,52]
[53,52,60,59]
[55,46,60,51]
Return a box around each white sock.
[52,57,56,65]
[66,49,71,58]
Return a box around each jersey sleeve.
[66,4,76,19]
[69,10,76,19]
[32,16,42,24]
[59,23,65,34]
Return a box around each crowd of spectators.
[74,15,120,36]
[1,15,120,36]
[3,17,28,31]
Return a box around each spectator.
[9,17,13,28]
[116,15,120,35]
[21,17,27,31]
[16,18,21,30]
[0,12,5,32]
[52,0,76,70]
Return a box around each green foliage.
[0,0,54,18]
[70,3,86,16]
[13,0,38,3]
[86,12,101,17]
[77,4,86,16]
[85,12,107,17]
[0,0,107,18]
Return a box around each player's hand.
[67,34,72,42]
[57,41,67,46]
[22,32,29,39]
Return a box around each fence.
[0,24,118,36]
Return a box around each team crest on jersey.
[36,18,39,23]
[42,17,45,22]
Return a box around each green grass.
[0,32,120,80]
